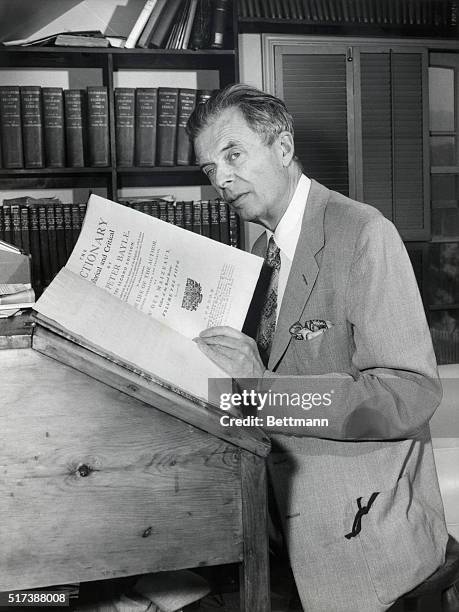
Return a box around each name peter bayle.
[218,388,333,428]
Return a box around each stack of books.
[0,196,240,296]
[0,86,213,169]
[125,0,231,50]
[115,87,212,167]
[0,86,110,169]
[0,240,34,317]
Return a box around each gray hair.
[186,83,295,145]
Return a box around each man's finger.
[194,335,249,350]
[198,326,245,339]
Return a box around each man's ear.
[278,131,295,167]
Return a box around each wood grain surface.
[32,324,271,457]
[0,348,243,590]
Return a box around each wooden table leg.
[240,453,270,612]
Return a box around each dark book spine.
[200,200,210,238]
[193,89,213,163]
[229,208,240,248]
[46,205,59,279]
[149,0,183,48]
[71,204,81,249]
[189,0,212,49]
[87,86,110,167]
[209,199,220,241]
[20,206,30,255]
[210,0,230,48]
[158,201,168,223]
[28,206,42,294]
[135,88,157,166]
[175,201,184,228]
[151,201,159,218]
[2,205,12,244]
[157,87,179,166]
[0,86,24,168]
[54,203,67,269]
[38,205,52,287]
[219,200,230,245]
[63,203,73,259]
[142,202,151,216]
[192,201,202,235]
[115,88,135,166]
[167,201,176,226]
[64,89,85,167]
[184,201,193,232]
[11,205,22,249]
[42,87,65,167]
[20,86,44,168]
[176,88,196,166]
[78,202,87,226]
[0,207,3,241]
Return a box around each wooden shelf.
[0,1,238,198]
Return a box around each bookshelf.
[0,43,239,199]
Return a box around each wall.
[239,33,264,249]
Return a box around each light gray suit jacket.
[252,180,449,612]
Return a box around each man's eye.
[229,152,240,161]
[206,167,216,177]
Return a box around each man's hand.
[193,326,266,379]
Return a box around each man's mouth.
[228,193,247,206]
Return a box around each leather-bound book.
[157,87,179,166]
[176,88,196,166]
[219,200,230,245]
[135,88,157,166]
[21,86,44,168]
[0,86,24,168]
[209,200,220,241]
[64,89,86,167]
[87,86,110,167]
[115,88,135,167]
[42,87,65,167]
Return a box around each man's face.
[194,106,291,228]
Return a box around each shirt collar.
[266,174,311,261]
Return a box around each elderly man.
[187,84,448,612]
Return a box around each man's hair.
[186,83,295,145]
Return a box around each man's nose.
[214,162,234,190]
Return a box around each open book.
[34,195,263,404]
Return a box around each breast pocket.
[290,322,346,371]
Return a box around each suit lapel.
[268,180,329,370]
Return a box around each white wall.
[239,33,264,250]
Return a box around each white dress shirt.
[266,174,311,320]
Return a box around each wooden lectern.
[0,324,271,611]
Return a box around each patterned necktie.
[256,236,281,366]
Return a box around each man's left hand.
[194,326,265,379]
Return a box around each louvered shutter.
[359,49,429,239]
[275,47,350,195]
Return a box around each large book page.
[65,195,263,338]
[35,268,227,403]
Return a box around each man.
[187,84,449,612]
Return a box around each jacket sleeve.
[256,215,442,440]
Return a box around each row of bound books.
[0,86,110,169]
[126,0,231,50]
[0,196,240,294]
[239,0,453,24]
[0,86,213,169]
[115,87,212,167]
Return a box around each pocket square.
[289,319,333,340]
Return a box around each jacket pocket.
[345,475,446,605]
